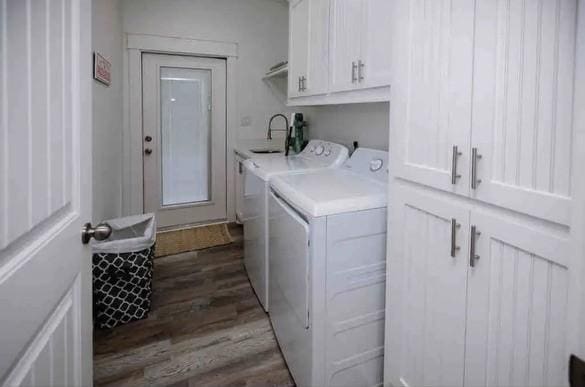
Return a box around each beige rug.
[155,223,234,258]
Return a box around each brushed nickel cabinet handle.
[451,145,462,185]
[298,76,302,92]
[471,147,482,189]
[351,61,358,83]
[358,60,365,82]
[470,225,481,267]
[450,218,461,257]
[301,76,307,91]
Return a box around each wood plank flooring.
[94,224,294,387]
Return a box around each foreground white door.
[142,54,227,228]
[0,0,92,385]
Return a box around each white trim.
[287,86,390,106]
[123,33,238,223]
[126,33,238,57]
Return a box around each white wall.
[92,0,124,222]
[306,103,389,151]
[121,0,290,140]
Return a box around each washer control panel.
[301,140,349,165]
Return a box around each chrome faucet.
[267,114,289,141]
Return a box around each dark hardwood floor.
[94,225,294,387]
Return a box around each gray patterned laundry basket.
[91,214,156,329]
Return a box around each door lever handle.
[144,148,153,155]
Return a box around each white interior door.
[389,0,474,196]
[142,54,227,228]
[0,0,92,385]
[385,184,470,387]
[465,210,571,387]
[470,0,577,226]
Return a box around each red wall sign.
[93,52,111,86]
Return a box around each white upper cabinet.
[307,0,330,95]
[329,0,362,93]
[470,0,578,225]
[288,0,391,104]
[359,0,392,89]
[288,0,310,98]
[390,0,474,197]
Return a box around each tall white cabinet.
[385,0,585,386]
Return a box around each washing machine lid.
[243,140,349,181]
[270,148,389,217]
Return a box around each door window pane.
[160,66,211,206]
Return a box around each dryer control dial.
[315,145,325,156]
[370,158,384,172]
[324,148,332,157]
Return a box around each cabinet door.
[389,0,474,196]
[329,0,362,93]
[470,0,578,225]
[288,0,310,98]
[305,0,329,96]
[385,184,470,387]
[359,0,391,89]
[465,210,571,387]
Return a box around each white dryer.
[268,148,388,387]
[242,140,348,311]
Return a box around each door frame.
[123,33,238,223]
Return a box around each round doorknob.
[144,148,153,155]
[81,222,112,244]
[145,136,152,142]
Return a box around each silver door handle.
[471,147,482,189]
[301,76,307,91]
[81,222,112,244]
[298,76,302,92]
[351,61,358,83]
[358,60,365,82]
[450,218,461,257]
[469,225,481,267]
[451,145,462,185]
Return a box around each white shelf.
[263,65,288,80]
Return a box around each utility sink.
[250,149,282,154]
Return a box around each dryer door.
[269,190,312,387]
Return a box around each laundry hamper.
[91,213,156,329]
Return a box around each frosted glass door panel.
[160,67,211,206]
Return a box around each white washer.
[268,148,388,387]
[242,140,348,312]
